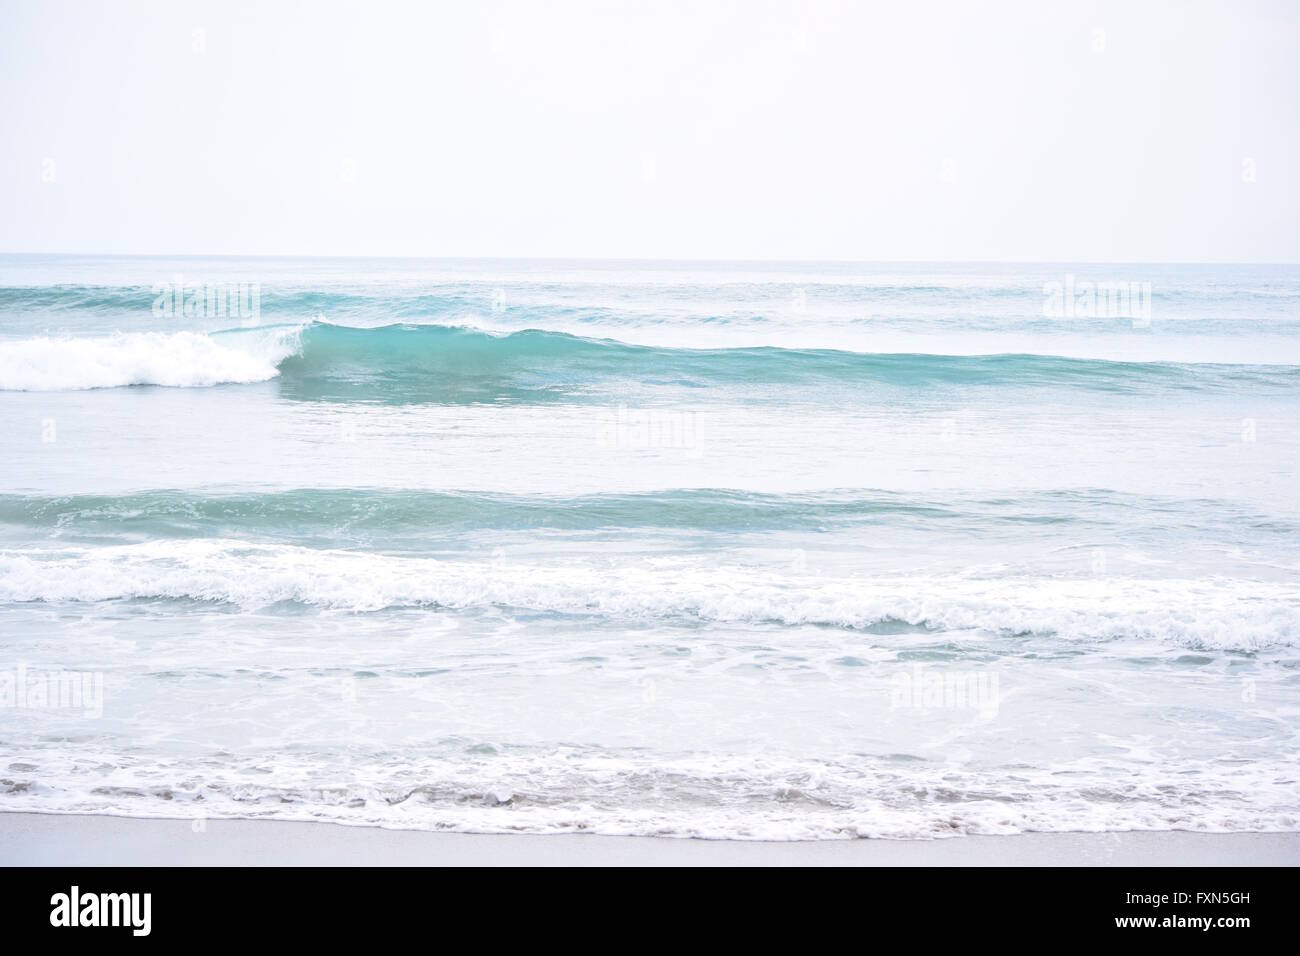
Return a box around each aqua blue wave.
[263,322,1300,403]
[2,487,1294,547]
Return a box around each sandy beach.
[2,813,1297,866]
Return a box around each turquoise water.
[0,256,1297,838]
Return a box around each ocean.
[0,255,1297,839]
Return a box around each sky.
[1,0,1297,262]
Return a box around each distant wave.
[4,274,1300,314]
[0,284,480,319]
[1,539,1295,648]
[1,488,1296,543]
[2,321,1297,399]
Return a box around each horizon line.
[2,251,1298,267]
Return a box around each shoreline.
[2,812,1297,866]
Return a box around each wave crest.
[0,326,302,391]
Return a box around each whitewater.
[1,255,1298,839]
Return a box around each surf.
[1,538,1295,649]
[2,320,1296,399]
[0,325,303,391]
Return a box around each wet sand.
[2,812,1297,866]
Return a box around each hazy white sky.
[1,0,1296,261]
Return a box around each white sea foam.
[2,747,1296,839]
[1,540,1294,649]
[0,327,302,391]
